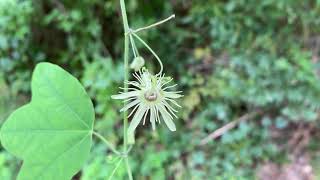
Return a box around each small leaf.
[0,63,95,180]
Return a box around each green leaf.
[0,62,95,180]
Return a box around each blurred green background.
[1,0,320,179]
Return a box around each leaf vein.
[41,72,90,129]
[32,133,91,179]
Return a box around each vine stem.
[132,32,163,75]
[108,158,124,180]
[119,0,133,180]
[132,14,175,33]
[92,131,121,155]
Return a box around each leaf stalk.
[92,131,121,155]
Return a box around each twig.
[200,111,261,145]
[132,14,175,33]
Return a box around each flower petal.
[165,98,182,108]
[128,103,140,118]
[162,84,177,91]
[160,77,173,88]
[158,104,176,131]
[123,97,137,103]
[111,91,140,99]
[155,106,160,123]
[163,92,183,99]
[120,99,140,112]
[150,107,156,130]
[133,72,143,84]
[128,105,148,144]
[120,87,139,91]
[127,81,141,88]
[142,108,149,125]
[162,101,178,118]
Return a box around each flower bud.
[130,56,145,71]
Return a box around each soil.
[257,155,314,180]
[257,122,317,180]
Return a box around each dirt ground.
[257,155,314,180]
[257,123,317,180]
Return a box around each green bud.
[130,56,145,71]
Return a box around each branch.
[132,14,175,33]
[200,111,262,145]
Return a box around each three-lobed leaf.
[0,62,95,180]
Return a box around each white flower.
[111,69,182,143]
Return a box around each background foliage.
[1,0,320,179]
